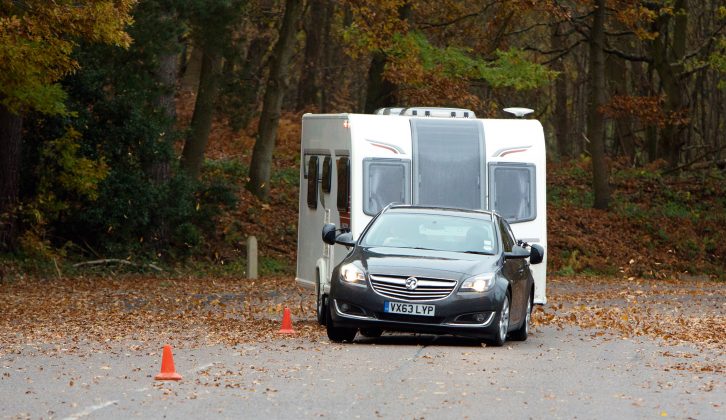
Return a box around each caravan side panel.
[296,115,351,289]
[483,120,548,304]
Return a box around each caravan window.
[412,119,483,209]
[307,156,319,209]
[363,158,411,216]
[489,163,536,223]
[322,156,332,193]
[336,157,350,212]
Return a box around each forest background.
[0,0,724,280]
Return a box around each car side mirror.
[529,244,544,265]
[322,223,337,245]
[322,224,355,247]
[504,245,530,259]
[335,232,355,247]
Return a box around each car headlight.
[460,273,495,293]
[340,263,366,285]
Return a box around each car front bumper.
[329,280,506,339]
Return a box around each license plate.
[384,301,435,316]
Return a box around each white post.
[247,236,258,279]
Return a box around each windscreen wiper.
[461,250,496,255]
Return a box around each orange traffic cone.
[278,307,296,334]
[154,345,182,381]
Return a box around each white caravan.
[295,107,548,305]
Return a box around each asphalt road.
[1,325,723,419]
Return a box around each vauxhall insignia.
[405,277,418,290]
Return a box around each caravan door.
[411,119,485,209]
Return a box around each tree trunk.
[551,24,570,160]
[587,0,610,210]
[156,51,178,125]
[247,0,303,200]
[0,104,22,250]
[149,49,178,184]
[649,0,689,167]
[237,35,270,129]
[364,52,398,113]
[149,26,180,247]
[296,0,326,111]
[319,0,335,113]
[607,51,635,164]
[363,2,411,114]
[181,46,203,93]
[180,45,223,179]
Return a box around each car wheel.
[316,274,327,326]
[359,327,383,338]
[488,293,510,347]
[326,306,357,343]
[509,291,532,341]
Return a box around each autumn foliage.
[0,0,135,114]
[0,0,723,277]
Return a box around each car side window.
[498,217,515,252]
[503,220,518,248]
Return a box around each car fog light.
[341,303,350,312]
[474,312,487,323]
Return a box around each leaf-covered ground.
[1,275,723,373]
[0,276,320,357]
[546,159,726,278]
[532,276,725,373]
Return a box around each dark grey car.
[320,205,544,346]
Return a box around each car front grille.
[369,274,457,301]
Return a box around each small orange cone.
[278,307,296,334]
[154,345,182,381]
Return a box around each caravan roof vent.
[399,107,476,118]
[503,107,534,118]
[374,107,406,115]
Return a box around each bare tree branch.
[416,2,497,29]
[604,30,638,37]
[603,47,651,63]
[663,144,726,175]
[505,21,559,37]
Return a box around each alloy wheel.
[499,295,510,342]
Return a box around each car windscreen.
[361,212,497,255]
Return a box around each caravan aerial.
[295,107,548,323]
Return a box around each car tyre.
[316,273,327,326]
[359,327,383,338]
[509,291,532,342]
[326,306,357,343]
[487,293,510,347]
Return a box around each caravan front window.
[412,119,483,209]
[489,163,536,223]
[363,159,411,216]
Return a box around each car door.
[498,217,526,324]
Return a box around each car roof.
[385,205,496,221]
